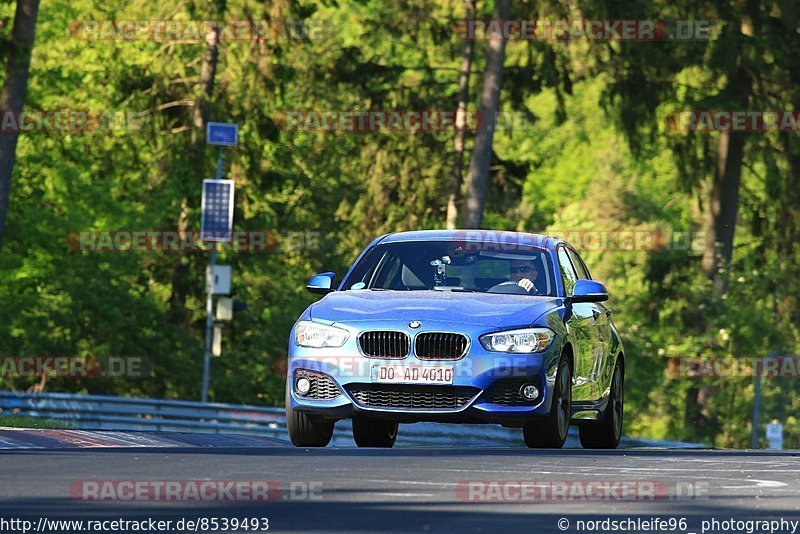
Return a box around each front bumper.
[287,320,562,426]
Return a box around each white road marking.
[334,478,460,487]
[720,479,789,489]
[370,492,437,498]
[0,438,38,449]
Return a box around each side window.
[567,249,591,280]
[557,247,579,296]
[372,253,401,288]
[578,255,592,280]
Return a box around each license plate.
[371,365,454,385]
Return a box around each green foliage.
[0,414,73,428]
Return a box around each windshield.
[342,240,557,296]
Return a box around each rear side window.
[567,248,591,280]
[557,247,579,296]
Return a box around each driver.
[509,259,538,293]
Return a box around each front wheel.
[285,386,335,447]
[579,359,624,449]
[352,416,398,448]
[523,356,572,448]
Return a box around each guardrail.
[0,391,702,448]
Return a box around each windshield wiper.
[433,286,475,292]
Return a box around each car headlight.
[294,321,349,348]
[479,327,554,353]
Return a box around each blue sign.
[206,122,238,146]
[201,179,235,242]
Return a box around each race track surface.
[0,430,797,533]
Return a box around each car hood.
[308,290,559,328]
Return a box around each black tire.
[285,385,334,447]
[579,359,624,449]
[352,416,398,448]
[523,356,572,448]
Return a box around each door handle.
[592,309,600,320]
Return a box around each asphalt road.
[0,442,798,533]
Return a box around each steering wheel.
[486,280,539,295]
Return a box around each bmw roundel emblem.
[409,321,422,329]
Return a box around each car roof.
[378,229,563,251]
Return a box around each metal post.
[201,148,225,403]
[750,363,762,449]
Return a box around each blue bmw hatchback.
[286,230,625,449]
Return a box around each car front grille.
[346,384,478,410]
[358,331,410,358]
[294,369,341,400]
[482,377,542,405]
[414,332,469,360]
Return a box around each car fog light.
[296,377,311,395]
[520,384,539,400]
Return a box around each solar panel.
[201,179,235,242]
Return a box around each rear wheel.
[523,356,572,448]
[579,359,624,449]
[285,385,334,447]
[352,416,398,448]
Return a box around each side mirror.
[306,272,336,295]
[569,279,609,303]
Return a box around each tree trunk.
[192,0,226,135]
[684,382,717,442]
[700,128,746,293]
[774,28,800,325]
[776,119,800,325]
[699,9,754,294]
[461,0,511,229]
[446,0,477,230]
[0,0,41,254]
